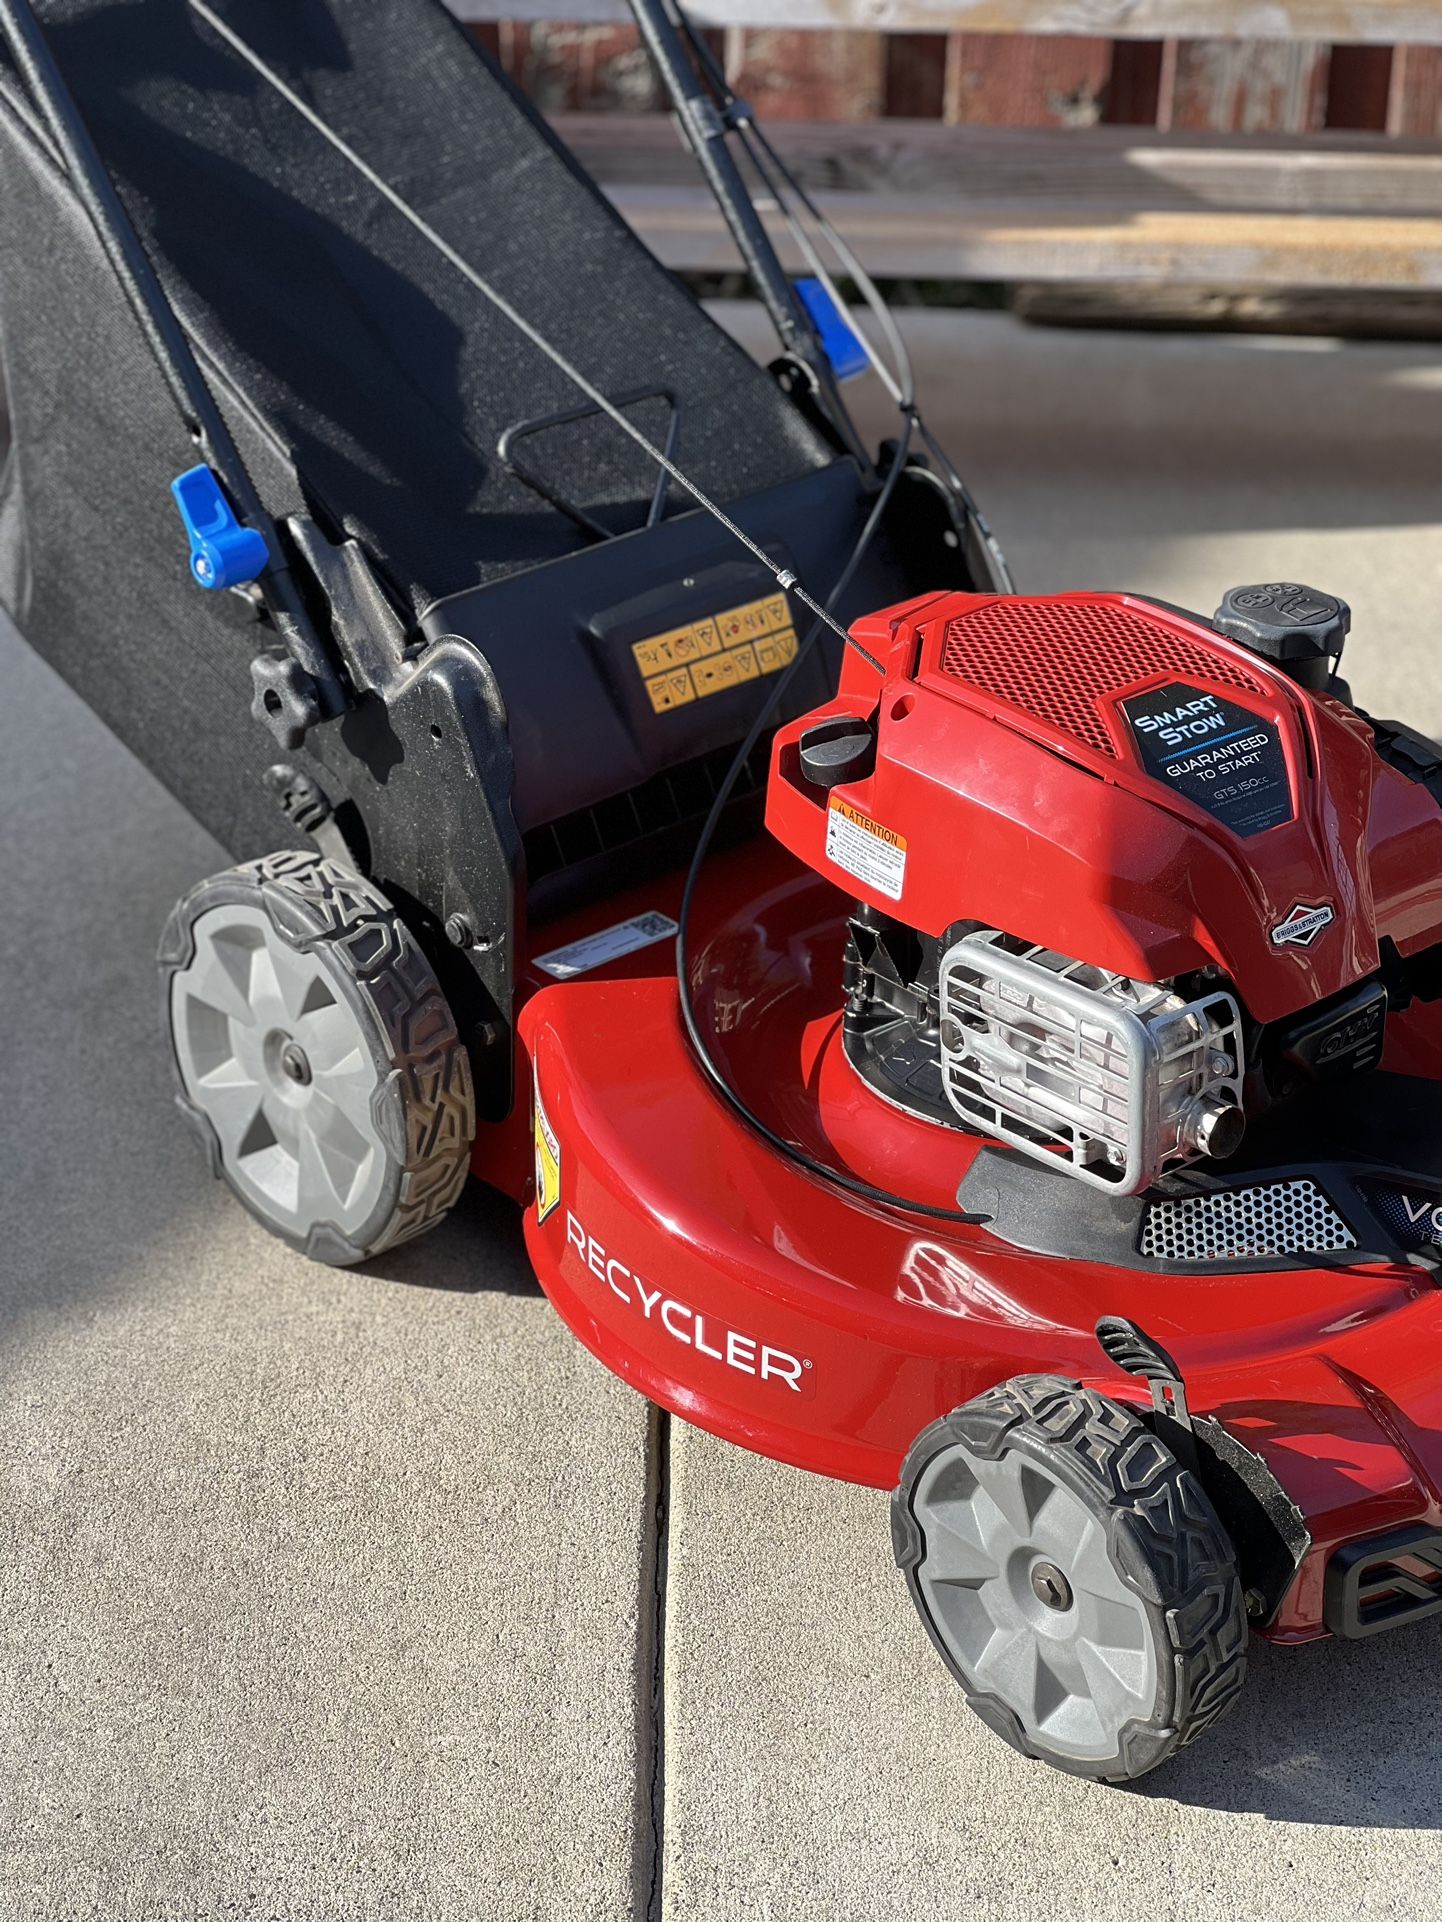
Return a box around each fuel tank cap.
[1212,582,1350,688]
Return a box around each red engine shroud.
[766,589,1442,1023]
[473,591,1442,1645]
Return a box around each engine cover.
[765,589,1442,1191]
[769,590,1442,1024]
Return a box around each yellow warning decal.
[632,617,723,678]
[645,668,696,714]
[755,628,800,676]
[715,593,790,648]
[534,1081,561,1224]
[825,796,908,903]
[692,644,761,699]
[634,592,796,715]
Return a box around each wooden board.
[1169,38,1329,132]
[615,189,1442,286]
[445,0,1442,49]
[552,114,1442,287]
[561,113,1442,212]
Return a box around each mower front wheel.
[159,850,475,1265]
[892,1375,1247,1783]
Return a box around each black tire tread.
[160,850,475,1264]
[893,1374,1248,1784]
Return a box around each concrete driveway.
[3,309,1442,1921]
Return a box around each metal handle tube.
[623,0,813,361]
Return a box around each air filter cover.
[934,595,1269,760]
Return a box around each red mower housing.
[42,0,1442,1787]
[508,587,1442,1672]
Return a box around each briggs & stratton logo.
[1270,903,1335,949]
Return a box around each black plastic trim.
[1362,710,1442,808]
[1324,1526,1442,1639]
[957,1071,1442,1275]
[1191,1415,1312,1628]
[956,1148,1402,1275]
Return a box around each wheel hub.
[909,1443,1159,1763]
[170,903,389,1239]
[277,1037,312,1087]
[1029,1560,1072,1612]
[261,1027,317,1102]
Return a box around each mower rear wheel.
[891,1375,1247,1782]
[159,850,475,1265]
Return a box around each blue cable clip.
[171,464,269,590]
[794,277,868,383]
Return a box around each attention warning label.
[825,796,908,901]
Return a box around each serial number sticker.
[534,910,679,980]
[633,593,796,715]
[533,1083,561,1224]
[825,796,908,902]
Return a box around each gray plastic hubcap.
[912,1442,1158,1762]
[170,904,389,1241]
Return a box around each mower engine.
[932,932,1245,1192]
[767,584,1442,1196]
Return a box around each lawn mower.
[6,0,1442,1787]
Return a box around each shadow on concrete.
[366,1177,539,1298]
[1146,1625,1442,1829]
[0,615,539,1333]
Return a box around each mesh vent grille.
[937,600,1269,758]
[1140,1180,1356,1264]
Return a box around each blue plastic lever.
[794,277,868,383]
[171,464,270,590]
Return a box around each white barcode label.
[534,911,678,980]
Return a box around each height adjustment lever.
[1095,1314,1199,1472]
[171,464,270,591]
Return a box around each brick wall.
[466,23,1442,133]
